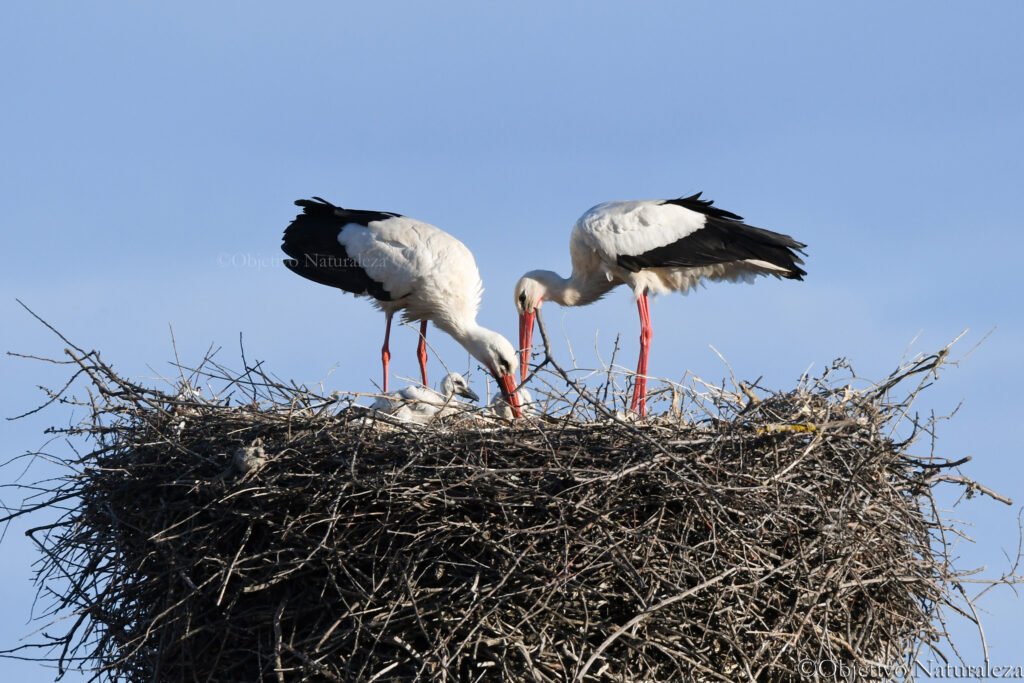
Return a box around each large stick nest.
[2,332,1017,682]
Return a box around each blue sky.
[2,2,1022,680]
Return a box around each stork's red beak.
[518,311,536,383]
[497,373,522,418]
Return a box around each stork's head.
[463,328,521,418]
[514,274,548,383]
[440,372,480,403]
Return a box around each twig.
[575,569,738,681]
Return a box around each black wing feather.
[616,196,807,280]
[662,192,744,221]
[281,197,398,301]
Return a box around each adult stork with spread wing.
[514,193,806,416]
[282,197,521,417]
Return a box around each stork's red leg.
[630,305,642,412]
[630,291,652,417]
[638,292,652,417]
[639,292,651,400]
[381,313,394,393]
[417,320,429,386]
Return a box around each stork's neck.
[434,318,477,350]
[527,269,613,308]
[439,321,510,372]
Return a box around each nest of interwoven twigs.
[2,331,1019,682]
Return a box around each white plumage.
[488,386,536,420]
[282,198,521,417]
[337,216,482,328]
[515,193,807,416]
[574,201,707,269]
[372,372,480,424]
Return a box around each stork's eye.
[518,293,526,305]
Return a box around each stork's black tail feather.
[280,198,395,300]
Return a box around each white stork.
[488,386,536,420]
[371,372,480,424]
[282,197,521,417]
[514,193,806,416]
